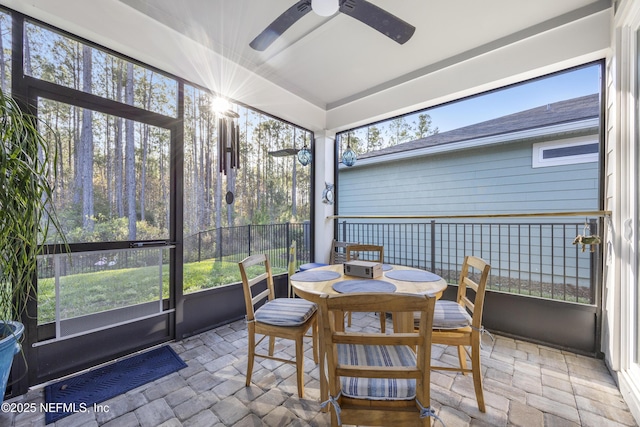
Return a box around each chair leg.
[268,335,276,356]
[311,319,319,364]
[471,340,486,412]
[379,312,386,333]
[457,345,467,373]
[246,326,255,387]
[295,336,305,398]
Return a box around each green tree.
[415,113,439,139]
[365,126,383,151]
[387,116,413,146]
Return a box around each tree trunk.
[198,109,205,229]
[140,73,153,222]
[125,63,136,239]
[0,20,5,92]
[291,158,297,218]
[189,94,198,231]
[81,45,94,231]
[23,25,32,76]
[115,61,124,217]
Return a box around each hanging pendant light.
[342,132,357,167]
[312,0,339,16]
[297,143,312,166]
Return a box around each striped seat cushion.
[432,300,472,329]
[338,344,416,400]
[255,298,317,326]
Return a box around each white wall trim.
[608,0,640,424]
[313,131,335,264]
[619,366,640,426]
[532,135,599,168]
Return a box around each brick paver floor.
[2,312,637,426]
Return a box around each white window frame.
[611,1,640,424]
[532,136,599,168]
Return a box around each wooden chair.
[345,244,386,331]
[287,240,297,298]
[345,244,384,264]
[298,239,357,271]
[238,253,318,398]
[319,292,440,427]
[329,239,358,264]
[431,255,491,412]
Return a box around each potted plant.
[0,87,63,401]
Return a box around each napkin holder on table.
[343,260,383,279]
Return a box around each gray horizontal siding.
[337,140,599,216]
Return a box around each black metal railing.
[338,219,601,304]
[37,247,169,278]
[37,218,602,304]
[184,222,312,270]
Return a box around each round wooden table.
[291,264,446,302]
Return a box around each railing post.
[286,222,290,250]
[342,220,347,241]
[248,224,252,257]
[430,220,436,273]
[198,231,202,262]
[589,218,598,305]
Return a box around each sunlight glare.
[169,1,288,107]
[211,96,231,114]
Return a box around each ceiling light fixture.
[311,0,339,17]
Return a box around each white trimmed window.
[532,136,599,168]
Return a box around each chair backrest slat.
[456,255,491,328]
[238,253,275,322]
[345,244,384,263]
[251,289,271,307]
[330,240,358,264]
[336,366,421,379]
[287,241,297,297]
[332,332,420,346]
[319,291,436,422]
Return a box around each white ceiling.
[0,0,610,131]
[116,0,607,112]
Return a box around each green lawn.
[37,258,286,324]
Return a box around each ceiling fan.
[250,0,415,51]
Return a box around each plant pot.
[0,321,24,402]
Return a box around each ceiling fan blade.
[268,148,300,157]
[339,0,415,45]
[250,0,313,51]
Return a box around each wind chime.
[217,108,240,206]
[218,110,240,176]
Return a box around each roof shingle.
[357,94,600,160]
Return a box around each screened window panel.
[25,21,178,118]
[38,97,170,245]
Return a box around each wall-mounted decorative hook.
[572,219,601,252]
